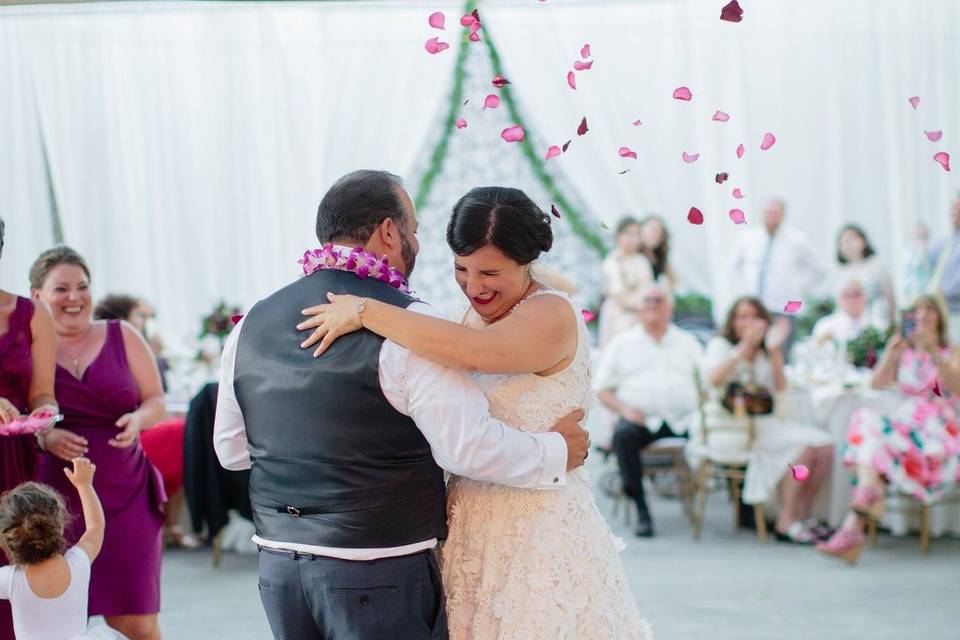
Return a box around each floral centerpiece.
[845,326,891,369]
[200,301,242,340]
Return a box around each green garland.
[414,0,609,258]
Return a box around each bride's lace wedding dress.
[441,290,654,640]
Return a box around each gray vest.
[234,269,446,548]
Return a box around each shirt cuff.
[537,431,568,488]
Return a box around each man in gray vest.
[214,170,589,640]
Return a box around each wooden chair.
[606,438,694,526]
[866,490,960,554]
[687,369,767,543]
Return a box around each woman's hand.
[297,293,365,357]
[42,428,89,460]
[110,412,143,448]
[0,397,19,424]
[765,317,792,353]
[885,334,910,359]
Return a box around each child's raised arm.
[63,458,105,562]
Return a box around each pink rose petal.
[729,208,746,224]
[483,94,500,110]
[682,151,700,163]
[551,204,561,219]
[562,140,572,153]
[732,187,745,199]
[492,74,510,88]
[925,130,943,142]
[545,145,562,160]
[784,300,803,313]
[712,110,730,122]
[460,13,476,27]
[577,117,589,136]
[455,118,467,129]
[469,31,480,42]
[567,71,577,90]
[673,86,692,101]
[425,37,449,54]
[736,143,745,158]
[932,381,942,397]
[720,1,743,23]
[715,172,729,184]
[500,125,525,143]
[789,463,809,482]
[933,152,951,171]
[581,309,597,323]
[908,96,920,109]
[581,44,591,59]
[619,146,638,159]
[428,11,445,29]
[632,119,642,126]
[687,207,704,225]
[573,60,594,71]
[230,314,244,325]
[760,132,776,150]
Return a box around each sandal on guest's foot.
[802,518,834,542]
[774,521,816,545]
[817,527,864,565]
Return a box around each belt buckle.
[286,505,301,517]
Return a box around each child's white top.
[0,546,90,640]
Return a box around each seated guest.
[699,297,834,544]
[813,278,880,344]
[818,295,960,564]
[594,283,703,537]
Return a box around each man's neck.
[645,325,669,341]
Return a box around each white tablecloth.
[782,383,960,537]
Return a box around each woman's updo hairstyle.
[446,186,553,265]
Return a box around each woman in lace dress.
[299,187,652,639]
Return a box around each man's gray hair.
[637,280,675,306]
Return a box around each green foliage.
[793,297,835,340]
[674,291,712,320]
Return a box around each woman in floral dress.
[818,294,960,564]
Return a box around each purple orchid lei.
[298,244,411,294]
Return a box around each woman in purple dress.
[0,216,59,638]
[30,246,167,640]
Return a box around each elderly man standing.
[929,192,960,342]
[594,283,703,537]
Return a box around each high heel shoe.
[817,527,864,565]
[850,485,885,521]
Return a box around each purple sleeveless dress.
[36,320,166,617]
[0,297,38,636]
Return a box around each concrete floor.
[158,462,960,640]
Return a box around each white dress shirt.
[812,310,877,343]
[730,226,827,311]
[593,324,704,433]
[214,301,568,560]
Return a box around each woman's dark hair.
[446,187,553,264]
[0,482,70,566]
[837,224,876,264]
[316,170,407,244]
[94,294,140,322]
[720,296,773,348]
[29,246,91,292]
[909,294,949,347]
[615,216,639,237]
[639,214,670,279]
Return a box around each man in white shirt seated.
[813,278,879,344]
[594,283,704,537]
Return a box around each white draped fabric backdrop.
[1,0,958,341]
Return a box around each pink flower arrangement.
[299,245,411,294]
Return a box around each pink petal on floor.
[784,300,803,313]
[789,463,810,482]
[619,146,638,159]
[908,96,920,109]
[428,11,445,29]
[492,74,510,88]
[581,44,591,58]
[581,309,597,323]
[455,118,467,129]
[760,132,777,150]
[933,152,951,171]
[715,172,729,184]
[632,119,642,126]
[501,125,525,143]
[687,207,704,225]
[424,38,449,54]
[551,204,561,218]
[673,86,693,101]
[736,143,745,158]
[567,71,577,90]
[729,209,746,224]
[720,0,744,23]
[925,130,943,142]
[483,94,501,110]
[562,139,572,152]
[712,110,730,122]
[545,145,562,160]
[577,117,589,136]
[732,187,745,198]
[574,60,594,71]
[682,151,700,163]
